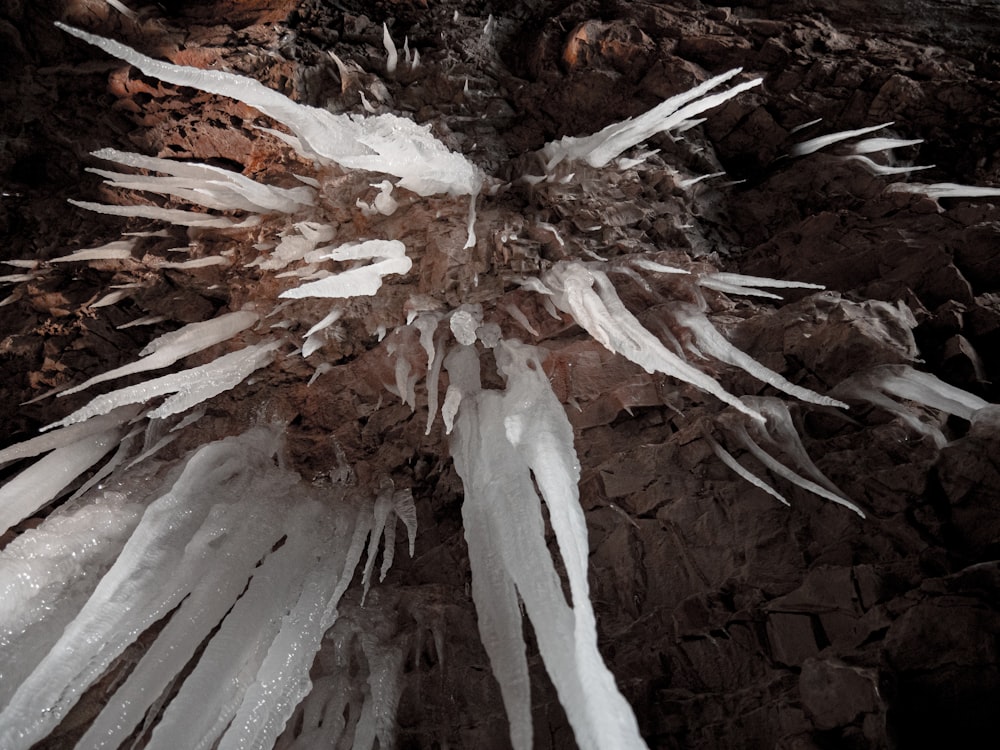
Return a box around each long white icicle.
[448,341,648,750]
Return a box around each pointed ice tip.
[383,22,398,75]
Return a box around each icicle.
[0,405,142,466]
[851,136,923,154]
[0,493,144,709]
[790,117,823,133]
[146,502,333,750]
[57,24,484,198]
[424,334,448,435]
[77,492,290,750]
[842,155,934,176]
[632,257,689,275]
[361,483,395,604]
[0,427,122,536]
[833,364,989,446]
[46,340,282,430]
[704,431,789,506]
[87,148,315,213]
[678,171,726,188]
[51,238,134,263]
[699,271,823,293]
[0,429,295,749]
[448,340,648,750]
[308,362,334,386]
[543,262,764,423]
[541,68,762,170]
[383,23,398,74]
[281,240,412,299]
[105,0,136,19]
[725,397,864,517]
[790,122,893,156]
[118,314,167,330]
[670,303,847,408]
[887,181,1000,200]
[62,311,259,396]
[505,303,539,337]
[68,199,242,228]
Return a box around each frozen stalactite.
[279,240,412,299]
[61,310,259,396]
[851,136,923,154]
[0,424,125,535]
[255,222,336,271]
[843,155,934,176]
[886,181,1000,200]
[833,364,989,447]
[718,397,864,517]
[86,148,316,213]
[704,430,790,506]
[68,199,250,228]
[0,404,142,466]
[0,429,294,748]
[697,271,825,299]
[382,22,398,75]
[0,421,415,750]
[45,339,282,429]
[0,494,144,709]
[50,238,135,263]
[57,24,483,199]
[77,491,291,750]
[790,122,894,156]
[669,303,847,408]
[448,340,647,750]
[541,68,762,170]
[543,261,764,423]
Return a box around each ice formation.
[61,310,260,395]
[542,261,766,422]
[541,68,762,170]
[833,364,989,447]
[717,397,864,516]
[0,429,414,750]
[448,340,648,750]
[790,122,894,156]
[46,340,282,429]
[279,240,412,299]
[5,16,988,750]
[57,23,483,199]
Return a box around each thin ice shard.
[46,340,281,429]
[68,199,245,228]
[541,68,762,170]
[89,148,315,213]
[0,427,122,536]
[280,240,411,299]
[887,181,1000,200]
[790,122,893,156]
[543,262,764,422]
[833,364,988,447]
[669,303,847,408]
[725,397,864,517]
[62,310,259,396]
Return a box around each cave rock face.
[1,1,999,748]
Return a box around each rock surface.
[1,1,999,748]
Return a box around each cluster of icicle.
[1,19,998,750]
[0,427,417,750]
